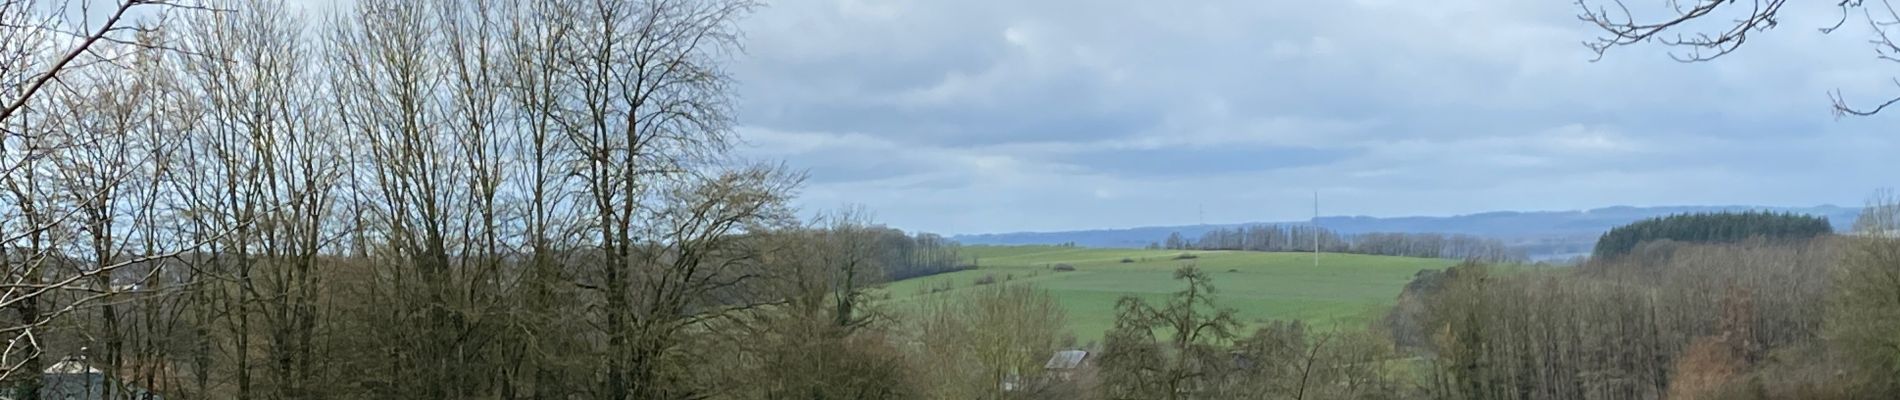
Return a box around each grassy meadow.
[881,246,1457,343]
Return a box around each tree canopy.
[1592,211,1832,259]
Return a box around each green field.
[883,246,1457,343]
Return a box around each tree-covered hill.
[1592,211,1833,259]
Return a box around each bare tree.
[908,283,1068,399]
[0,0,192,125]
[171,3,330,398]
[1578,0,1900,116]
[0,7,219,400]
[550,0,762,397]
[813,207,884,331]
[0,1,849,398]
[1831,190,1900,385]
[497,0,586,396]
[327,0,485,397]
[1099,265,1242,400]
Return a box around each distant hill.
[951,205,1863,260]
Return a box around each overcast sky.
[256,0,1900,235]
[718,0,1900,235]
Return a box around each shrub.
[1173,253,1199,260]
[1053,264,1077,272]
[1666,337,1744,400]
[1227,268,1239,273]
[1120,258,1135,263]
[973,274,997,286]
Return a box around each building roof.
[46,358,103,375]
[1045,350,1088,370]
[4,357,164,400]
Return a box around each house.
[1044,350,1089,381]
[1001,350,1095,393]
[2,356,162,400]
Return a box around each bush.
[1227,268,1239,273]
[1120,258,1135,263]
[1053,264,1077,272]
[973,274,997,286]
[1173,253,1199,260]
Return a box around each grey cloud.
[363,0,1900,234]
[268,0,1900,235]
[1054,145,1358,179]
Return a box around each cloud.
[260,0,1900,235]
[729,0,1900,234]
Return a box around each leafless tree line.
[1409,240,1838,399]
[1175,226,1527,263]
[0,0,983,399]
[1386,226,1900,399]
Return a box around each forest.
[1373,212,1898,399]
[1591,212,1832,259]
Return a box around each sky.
[247,0,1900,235]
[723,0,1900,235]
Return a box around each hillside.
[950,204,1862,259]
[883,246,1458,342]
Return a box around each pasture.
[882,246,1458,343]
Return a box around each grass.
[882,246,1457,344]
